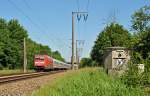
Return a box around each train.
[34,54,78,71]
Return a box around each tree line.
[0,18,65,70]
[80,5,150,67]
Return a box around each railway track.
[0,71,64,84]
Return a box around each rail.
[0,71,64,84]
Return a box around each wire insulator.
[83,14,88,21]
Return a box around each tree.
[26,38,65,69]
[0,18,10,68]
[80,58,96,68]
[7,19,28,68]
[0,17,65,69]
[131,5,150,32]
[91,31,111,65]
[52,51,65,62]
[121,6,150,87]
[131,5,150,63]
[91,23,131,66]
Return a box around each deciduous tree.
[91,23,131,66]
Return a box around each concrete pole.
[71,12,87,70]
[24,38,27,73]
[72,12,75,70]
[76,40,78,66]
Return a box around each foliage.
[133,28,150,61]
[26,39,65,69]
[32,68,145,96]
[0,18,28,69]
[131,5,150,61]
[26,39,51,69]
[91,23,131,66]
[52,51,65,62]
[131,5,150,32]
[0,18,65,69]
[121,62,146,88]
[120,59,150,94]
[121,5,150,92]
[80,57,97,67]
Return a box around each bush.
[120,60,150,90]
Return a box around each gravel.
[0,72,66,96]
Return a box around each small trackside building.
[103,47,130,74]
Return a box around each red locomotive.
[34,55,71,70]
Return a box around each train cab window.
[35,57,44,60]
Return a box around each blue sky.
[0,0,149,61]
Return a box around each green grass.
[32,68,145,96]
[0,69,34,76]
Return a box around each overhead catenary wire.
[86,0,90,12]
[23,0,32,10]
[76,0,80,12]
[22,0,56,43]
[21,0,73,60]
[75,0,90,59]
[7,0,42,33]
[22,0,71,52]
[7,0,60,56]
[83,0,90,58]
[7,0,45,42]
[23,0,62,46]
[76,0,90,12]
[8,0,70,57]
[7,0,47,50]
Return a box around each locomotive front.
[34,55,45,70]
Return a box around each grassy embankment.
[0,69,34,76]
[32,68,145,96]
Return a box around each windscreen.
[35,56,45,61]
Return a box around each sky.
[0,0,149,62]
